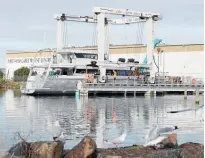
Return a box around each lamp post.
[161,50,164,77]
[157,47,161,77]
[161,42,166,80]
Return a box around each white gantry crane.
[54,7,162,81]
[54,12,147,54]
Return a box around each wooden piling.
[195,89,199,104]
[124,91,127,97]
[184,87,187,100]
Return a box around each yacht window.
[117,70,132,76]
[31,71,37,76]
[61,68,74,76]
[75,53,84,58]
[74,53,97,59]
[106,70,114,75]
[76,69,86,74]
[54,69,61,75]
[62,69,67,75]
[87,69,98,74]
[67,69,73,75]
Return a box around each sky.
[0,0,204,68]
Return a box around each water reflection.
[0,90,204,151]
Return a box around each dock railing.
[84,83,204,88]
[83,81,204,92]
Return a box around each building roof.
[6,44,204,54]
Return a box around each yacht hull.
[21,77,145,96]
[21,88,76,95]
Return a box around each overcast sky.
[0,0,204,67]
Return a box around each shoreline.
[3,136,204,158]
[0,80,21,90]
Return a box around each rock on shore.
[4,141,64,158]
[3,136,204,158]
[63,136,97,158]
[97,143,204,158]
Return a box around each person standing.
[113,70,117,81]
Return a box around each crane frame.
[55,7,162,81]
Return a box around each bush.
[14,67,30,81]
[0,78,6,87]
[0,71,3,78]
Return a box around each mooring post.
[184,87,187,100]
[195,89,199,104]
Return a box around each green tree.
[0,71,3,78]
[14,67,30,81]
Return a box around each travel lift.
[54,7,162,83]
[54,12,147,53]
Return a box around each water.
[0,90,204,152]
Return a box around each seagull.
[104,132,127,148]
[104,123,128,148]
[144,125,179,150]
[52,121,66,144]
[144,135,167,148]
[53,132,66,144]
[167,104,204,113]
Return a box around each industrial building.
[5,44,204,80]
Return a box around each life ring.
[192,78,196,84]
